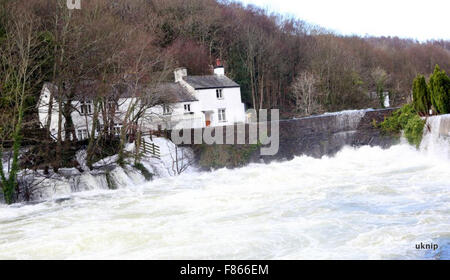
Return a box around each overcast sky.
[237,0,450,41]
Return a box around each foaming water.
[324,109,369,130]
[420,114,450,160]
[0,144,449,259]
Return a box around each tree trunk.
[86,98,100,170]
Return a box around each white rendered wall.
[193,87,246,127]
[143,101,204,130]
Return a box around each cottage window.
[184,104,191,113]
[113,123,122,135]
[163,104,172,115]
[80,100,92,115]
[216,89,223,99]
[218,108,226,122]
[77,129,88,140]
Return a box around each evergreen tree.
[412,74,430,115]
[429,65,450,114]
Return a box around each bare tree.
[167,143,195,176]
[291,71,322,116]
[0,4,48,204]
[240,23,270,112]
[116,31,173,165]
[371,67,390,108]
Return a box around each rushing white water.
[0,142,449,259]
[0,113,449,260]
[420,114,450,160]
[324,109,371,130]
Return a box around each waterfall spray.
[420,114,450,160]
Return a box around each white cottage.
[37,62,247,141]
[159,63,247,129]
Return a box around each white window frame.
[216,88,224,99]
[80,100,92,115]
[218,108,227,122]
[163,104,172,115]
[77,129,88,140]
[184,103,191,113]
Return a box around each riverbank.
[0,137,196,203]
[2,108,447,204]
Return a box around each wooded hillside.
[1,0,450,117]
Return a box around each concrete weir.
[268,108,397,161]
[183,108,398,167]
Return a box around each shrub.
[412,74,430,115]
[380,104,425,147]
[380,104,415,134]
[429,65,450,114]
[371,119,379,128]
[404,115,425,148]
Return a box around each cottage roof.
[183,75,239,89]
[42,81,197,104]
[154,83,197,103]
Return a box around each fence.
[140,137,160,159]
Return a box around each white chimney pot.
[214,67,224,76]
[174,68,187,82]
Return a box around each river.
[0,139,449,259]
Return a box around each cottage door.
[205,112,211,127]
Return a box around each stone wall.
[262,108,397,161]
[170,108,398,169]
